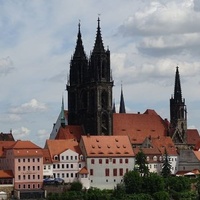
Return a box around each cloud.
[0,57,14,76]
[0,113,21,123]
[37,129,49,140]
[12,126,30,139]
[10,99,47,114]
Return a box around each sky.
[0,0,200,147]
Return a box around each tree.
[70,181,83,191]
[161,148,171,178]
[123,170,142,194]
[135,150,149,176]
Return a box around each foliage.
[135,150,149,176]
[153,191,169,200]
[142,173,165,194]
[168,176,191,192]
[161,148,171,178]
[123,170,142,194]
[112,183,126,199]
[70,181,83,191]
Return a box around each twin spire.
[174,66,182,103]
[73,17,105,60]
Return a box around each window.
[126,168,128,173]
[28,175,30,179]
[23,166,25,171]
[37,158,40,162]
[62,173,64,178]
[23,175,25,180]
[28,158,30,162]
[33,175,35,179]
[91,159,95,164]
[28,166,30,170]
[106,159,109,164]
[66,156,69,160]
[23,184,25,189]
[18,166,21,171]
[120,159,123,164]
[113,159,116,164]
[57,164,60,169]
[71,164,73,168]
[90,169,93,176]
[113,168,117,176]
[33,166,35,170]
[37,166,40,170]
[18,159,20,163]
[71,173,73,178]
[119,168,123,176]
[44,166,46,170]
[38,175,40,179]
[33,158,35,162]
[66,164,69,168]
[75,156,77,160]
[48,165,51,170]
[79,164,81,168]
[62,156,64,160]
[23,159,25,162]
[38,184,40,188]
[125,159,128,164]
[153,156,157,161]
[105,168,109,176]
[66,173,69,178]
[62,164,64,169]
[53,164,55,169]
[71,156,73,160]
[57,173,60,178]
[18,175,21,180]
[33,184,35,189]
[19,185,21,189]
[99,159,102,164]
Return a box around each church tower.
[67,22,88,126]
[170,67,187,146]
[67,19,113,135]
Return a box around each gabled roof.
[55,125,83,141]
[113,110,168,144]
[81,135,134,157]
[0,170,13,178]
[45,139,81,161]
[42,149,52,164]
[78,167,88,174]
[5,140,43,157]
[151,136,178,156]
[187,129,200,146]
[0,141,16,157]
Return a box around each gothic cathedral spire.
[67,19,113,136]
[170,67,187,147]
[119,84,126,113]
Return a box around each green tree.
[70,181,83,191]
[123,170,142,194]
[135,150,149,176]
[142,173,165,194]
[161,148,171,178]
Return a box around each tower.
[170,67,187,146]
[67,19,114,135]
[119,84,126,113]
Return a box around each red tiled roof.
[113,110,168,145]
[10,140,41,149]
[45,139,81,161]
[187,129,200,146]
[0,170,13,178]
[81,135,134,157]
[55,125,83,141]
[151,136,178,156]
[42,149,52,164]
[0,141,16,157]
[78,167,88,174]
[0,132,15,141]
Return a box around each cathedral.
[50,19,200,150]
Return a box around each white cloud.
[10,99,47,114]
[0,57,14,75]
[13,126,30,139]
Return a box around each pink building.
[2,140,44,199]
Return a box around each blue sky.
[0,0,200,147]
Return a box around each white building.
[79,135,135,189]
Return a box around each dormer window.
[54,155,58,160]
